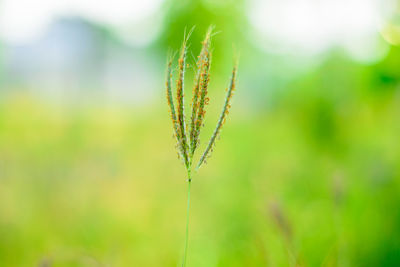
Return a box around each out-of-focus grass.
[0,91,399,266]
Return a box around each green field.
[0,89,399,266]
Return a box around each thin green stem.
[182,170,192,267]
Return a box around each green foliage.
[0,72,399,266]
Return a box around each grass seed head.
[189,26,213,158]
[166,26,238,174]
[166,54,184,161]
[174,27,194,168]
[196,62,237,170]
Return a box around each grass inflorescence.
[165,26,238,267]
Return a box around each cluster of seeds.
[166,26,238,174]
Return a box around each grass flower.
[165,26,238,267]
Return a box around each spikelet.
[189,27,213,158]
[193,50,211,145]
[197,62,238,170]
[165,53,183,158]
[175,28,194,168]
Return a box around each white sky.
[0,0,163,44]
[248,0,395,62]
[0,0,396,60]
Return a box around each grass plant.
[165,26,238,267]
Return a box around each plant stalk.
[182,169,192,267]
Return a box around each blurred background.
[1,0,400,266]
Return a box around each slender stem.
[182,170,192,267]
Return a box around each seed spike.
[197,62,238,170]
[189,26,213,158]
[175,27,195,168]
[166,53,184,159]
